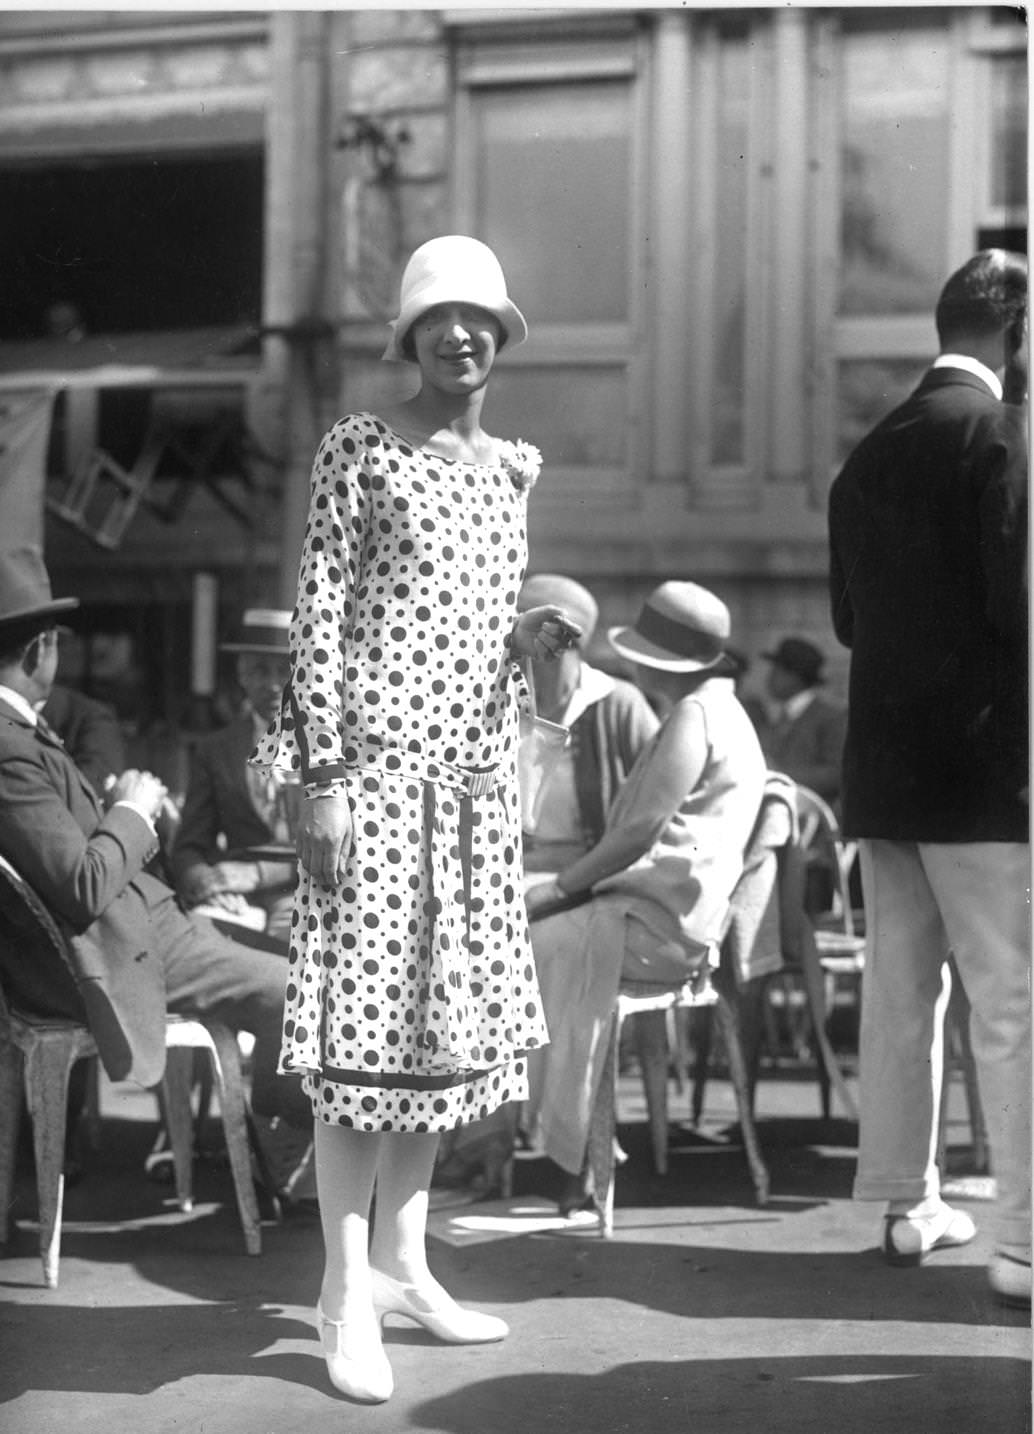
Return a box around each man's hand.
[511,604,582,661]
[188,890,254,916]
[107,769,168,822]
[296,790,353,887]
[183,862,261,905]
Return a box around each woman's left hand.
[511,604,582,661]
[296,789,354,887]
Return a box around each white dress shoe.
[371,1269,508,1344]
[317,1304,394,1403]
[988,1250,1032,1309]
[882,1203,977,1267]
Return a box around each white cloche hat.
[382,235,528,363]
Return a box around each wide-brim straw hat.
[220,608,291,655]
[0,546,79,641]
[382,235,528,363]
[609,581,731,673]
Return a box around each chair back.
[718,773,799,986]
[0,852,84,1018]
[793,785,859,936]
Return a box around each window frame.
[451,20,651,510]
[810,7,1026,487]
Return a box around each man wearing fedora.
[171,609,296,946]
[829,250,1029,1307]
[0,548,312,1198]
[759,635,847,809]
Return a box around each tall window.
[839,16,952,317]
[826,8,1027,467]
[454,28,645,502]
[710,28,751,468]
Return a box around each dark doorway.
[0,151,264,339]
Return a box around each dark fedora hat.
[0,546,79,640]
[220,608,291,655]
[609,581,730,672]
[762,636,825,686]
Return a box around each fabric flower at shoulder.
[498,440,542,492]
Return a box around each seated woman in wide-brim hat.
[524,580,767,1202]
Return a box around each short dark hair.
[0,621,52,668]
[935,249,1028,347]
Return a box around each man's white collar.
[0,684,39,726]
[933,353,1003,401]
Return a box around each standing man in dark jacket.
[829,250,1029,1307]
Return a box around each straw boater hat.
[762,636,826,687]
[609,581,731,673]
[220,609,291,655]
[0,547,79,645]
[382,235,528,363]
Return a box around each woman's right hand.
[296,790,353,887]
[511,604,582,661]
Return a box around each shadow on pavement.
[1,1210,1024,1408]
[408,1354,1031,1434]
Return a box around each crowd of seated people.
[434,574,659,1194]
[435,574,778,1212]
[9,552,845,1227]
[0,553,313,1209]
[523,579,767,1210]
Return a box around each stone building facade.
[0,7,1025,750]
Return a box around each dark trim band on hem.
[316,1063,513,1091]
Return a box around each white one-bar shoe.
[371,1269,509,1343]
[882,1203,977,1267]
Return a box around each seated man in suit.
[170,610,296,946]
[758,636,847,806]
[0,548,311,1204]
[759,636,849,913]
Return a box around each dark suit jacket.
[170,717,293,900]
[759,693,847,805]
[0,695,168,1085]
[829,368,1028,841]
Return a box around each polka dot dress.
[252,413,549,1132]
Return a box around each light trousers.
[853,839,1031,1251]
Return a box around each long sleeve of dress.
[252,417,371,782]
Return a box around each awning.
[0,325,259,384]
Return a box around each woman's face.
[408,303,502,393]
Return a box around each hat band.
[228,626,290,650]
[635,604,723,662]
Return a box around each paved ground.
[1,1058,1029,1434]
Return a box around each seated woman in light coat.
[524,581,767,1205]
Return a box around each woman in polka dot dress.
[253,236,581,1403]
